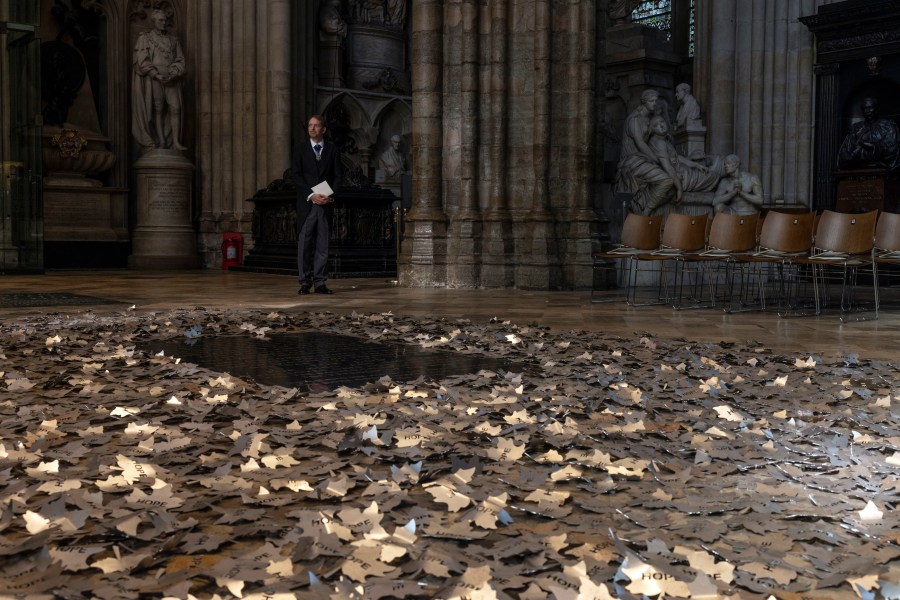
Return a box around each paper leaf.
[859,501,884,522]
[266,557,294,577]
[116,454,156,483]
[23,511,52,534]
[472,493,512,529]
[425,485,471,512]
[618,554,690,597]
[485,438,525,462]
[49,546,105,571]
[92,546,150,574]
[341,546,396,582]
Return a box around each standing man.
[294,114,343,295]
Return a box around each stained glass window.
[631,0,695,56]
[632,0,672,32]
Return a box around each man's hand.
[311,194,332,205]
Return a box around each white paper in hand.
[312,181,334,197]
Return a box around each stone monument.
[673,82,707,160]
[128,7,199,269]
[835,95,900,214]
[38,13,128,263]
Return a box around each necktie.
[314,144,322,160]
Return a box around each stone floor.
[1,269,898,360]
[0,269,898,599]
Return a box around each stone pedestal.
[674,124,707,160]
[129,150,200,269]
[835,169,900,214]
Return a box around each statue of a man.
[837,96,900,171]
[713,155,763,215]
[132,9,187,151]
[379,134,408,179]
[675,83,701,130]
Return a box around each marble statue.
[132,9,187,151]
[837,96,900,171]
[647,116,722,208]
[713,154,763,215]
[617,90,723,215]
[617,90,673,214]
[675,83,701,129]
[379,134,408,179]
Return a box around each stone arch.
[320,92,373,164]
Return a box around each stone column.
[558,1,598,290]
[479,0,514,288]
[445,0,480,288]
[399,0,448,287]
[516,0,556,290]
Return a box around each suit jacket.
[293,140,343,226]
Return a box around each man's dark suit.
[293,140,342,288]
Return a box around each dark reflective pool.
[140,332,523,391]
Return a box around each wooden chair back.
[814,210,878,255]
[660,213,708,252]
[707,212,760,252]
[758,211,815,254]
[875,211,900,252]
[619,213,662,250]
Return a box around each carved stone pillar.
[399,0,448,287]
[516,0,555,290]
[401,0,600,290]
[445,0,480,288]
[479,0,513,288]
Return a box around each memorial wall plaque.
[835,169,900,214]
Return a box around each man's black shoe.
[298,285,311,295]
[314,285,334,295]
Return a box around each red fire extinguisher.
[221,232,243,270]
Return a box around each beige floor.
[0,269,897,361]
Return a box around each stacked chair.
[591,208,892,322]
[628,212,708,307]
[591,213,662,303]
[793,209,879,321]
[689,212,761,311]
[748,211,816,315]
[874,211,900,292]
